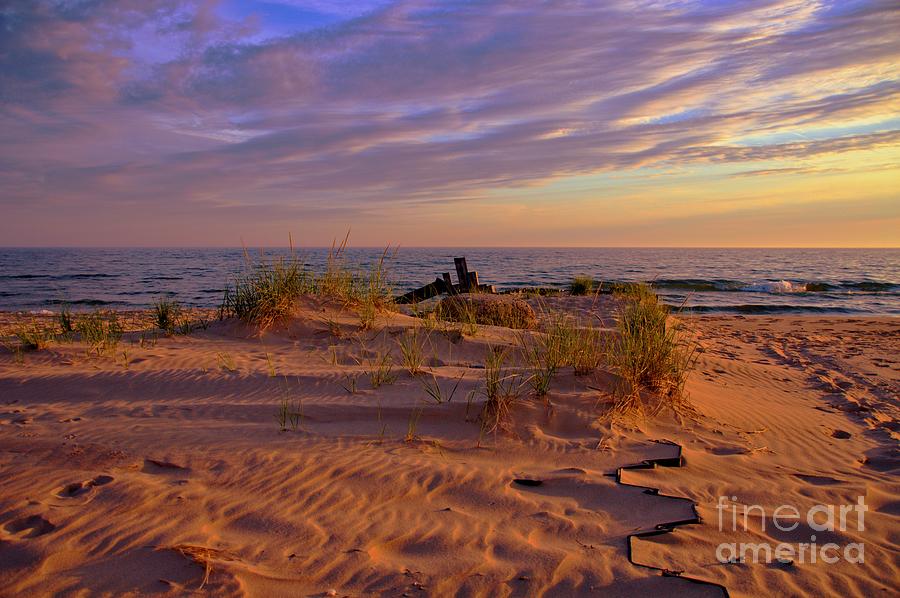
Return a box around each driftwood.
[396,257,496,304]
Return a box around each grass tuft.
[220,234,395,330]
[57,305,74,337]
[76,311,122,355]
[606,284,697,416]
[518,326,562,398]
[420,371,464,404]
[567,323,603,375]
[223,256,313,330]
[569,276,594,296]
[479,346,528,435]
[216,352,237,372]
[153,297,181,332]
[397,327,429,375]
[15,322,52,351]
[365,350,397,388]
[275,395,302,431]
[405,401,424,442]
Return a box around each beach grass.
[222,256,313,330]
[221,235,395,330]
[397,327,428,375]
[57,304,74,337]
[479,346,528,434]
[365,350,397,388]
[76,311,123,355]
[569,276,594,295]
[216,351,237,372]
[420,371,464,404]
[518,327,562,397]
[275,396,302,431]
[607,284,696,415]
[15,322,53,351]
[152,297,181,332]
[568,323,603,375]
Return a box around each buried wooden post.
[394,257,496,304]
[394,277,445,304]
[454,257,470,292]
[467,271,479,291]
[442,272,455,295]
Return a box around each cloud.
[1,0,898,243]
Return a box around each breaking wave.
[650,279,898,294]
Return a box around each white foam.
[746,280,807,293]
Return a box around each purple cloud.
[1,0,898,244]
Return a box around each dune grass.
[479,346,528,435]
[221,234,395,330]
[57,305,74,338]
[216,351,237,372]
[76,311,123,355]
[14,322,53,351]
[405,401,424,442]
[222,256,314,330]
[152,297,181,332]
[275,396,302,431]
[568,323,603,375]
[518,316,567,397]
[518,307,605,396]
[569,276,594,296]
[607,284,696,415]
[397,327,429,375]
[365,350,397,388]
[420,371,464,404]
[339,374,359,395]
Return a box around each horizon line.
[2,245,899,250]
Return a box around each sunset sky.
[2,0,898,247]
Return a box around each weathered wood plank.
[395,257,496,303]
[395,277,446,304]
[442,272,455,295]
[454,257,470,292]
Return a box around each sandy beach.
[0,297,896,597]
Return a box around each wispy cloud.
[1,0,898,245]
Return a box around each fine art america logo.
[716,496,866,564]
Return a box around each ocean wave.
[42,298,112,306]
[685,304,858,314]
[650,279,897,294]
[64,273,119,279]
[0,273,118,281]
[840,281,898,292]
[743,280,808,293]
[653,278,742,292]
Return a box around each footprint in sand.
[794,474,846,486]
[55,474,114,498]
[142,458,188,473]
[706,445,749,456]
[3,515,56,539]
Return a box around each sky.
[1,0,898,247]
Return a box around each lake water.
[0,248,897,315]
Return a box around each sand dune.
[1,300,897,596]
